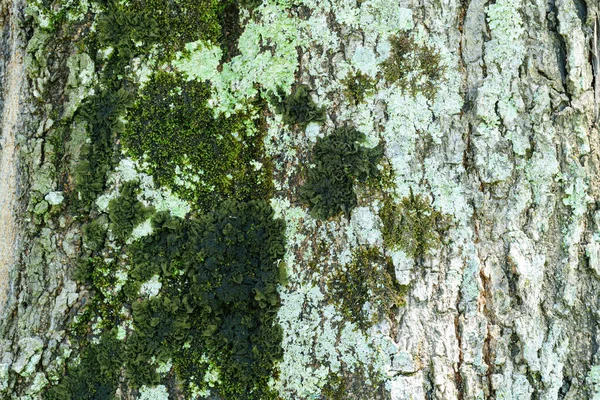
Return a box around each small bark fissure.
[573,0,588,23]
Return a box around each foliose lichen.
[299,125,383,220]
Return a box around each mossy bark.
[1,0,600,399]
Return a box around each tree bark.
[1,0,600,399]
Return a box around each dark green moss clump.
[122,71,271,209]
[380,31,445,98]
[127,0,228,58]
[108,181,154,241]
[96,2,160,62]
[44,332,123,400]
[239,0,263,10]
[126,199,286,397]
[380,190,451,259]
[74,88,134,210]
[299,126,383,220]
[56,200,286,398]
[342,71,377,105]
[327,246,406,330]
[82,217,108,251]
[270,84,326,129]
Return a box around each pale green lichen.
[114,158,191,218]
[172,41,222,82]
[156,359,172,375]
[116,326,127,340]
[24,1,54,30]
[471,0,526,183]
[352,46,381,78]
[273,283,393,399]
[139,275,162,298]
[129,219,153,241]
[174,3,306,116]
[348,206,383,247]
[558,162,592,218]
[588,366,600,399]
[138,384,169,400]
[64,53,96,119]
[44,191,64,206]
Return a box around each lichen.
[138,385,169,400]
[299,126,383,220]
[269,84,326,128]
[588,365,600,399]
[173,3,306,116]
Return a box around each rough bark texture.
[1,0,600,399]
[0,0,81,396]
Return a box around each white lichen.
[138,385,169,400]
[139,275,162,298]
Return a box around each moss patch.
[380,31,444,99]
[122,71,272,209]
[127,0,233,59]
[270,84,326,129]
[129,200,286,397]
[299,126,383,220]
[44,0,285,397]
[327,246,406,331]
[379,190,451,259]
[74,88,135,210]
[82,216,108,252]
[108,181,154,241]
[342,71,377,105]
[44,332,123,400]
[60,200,286,399]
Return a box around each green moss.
[342,71,377,105]
[61,200,287,398]
[126,0,229,59]
[299,126,383,220]
[44,331,123,400]
[108,181,154,241]
[380,31,444,99]
[122,71,271,209]
[239,0,263,10]
[74,88,134,210]
[327,246,405,330]
[72,257,126,323]
[125,200,286,398]
[96,2,160,59]
[270,84,326,129]
[218,1,244,62]
[48,1,284,397]
[379,189,451,259]
[82,216,108,251]
[73,0,245,212]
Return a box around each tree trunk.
[1,0,599,399]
